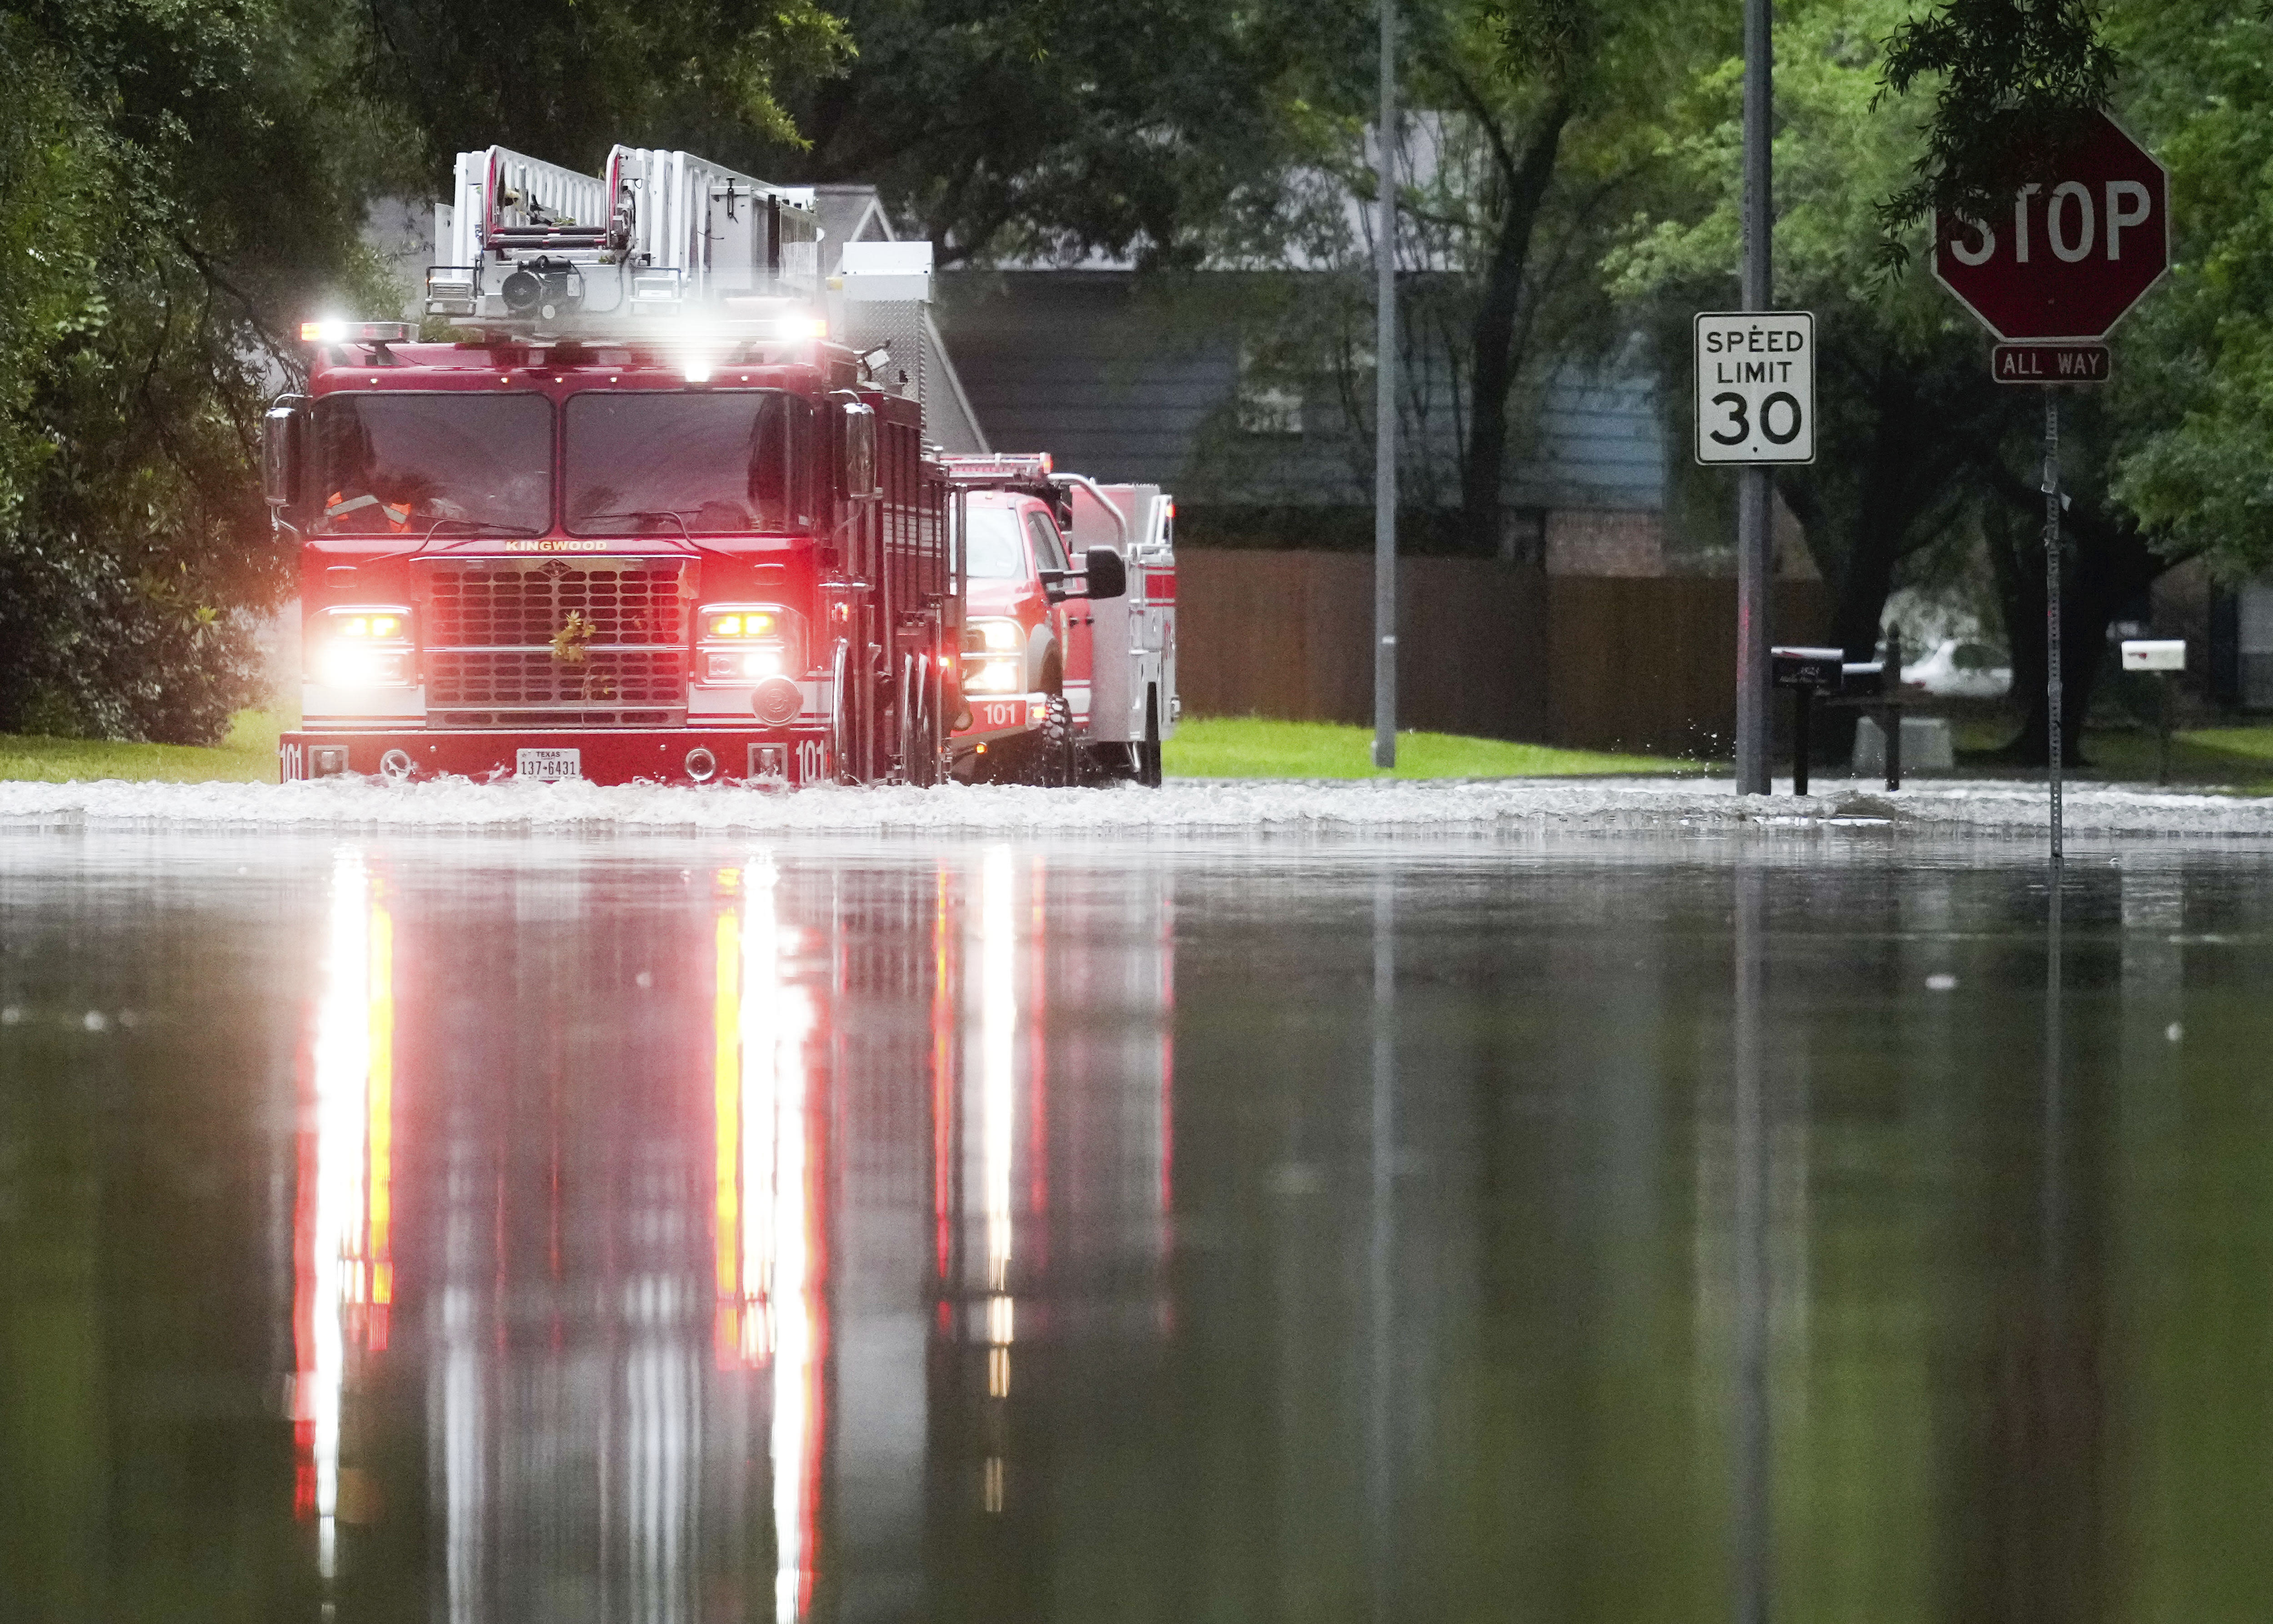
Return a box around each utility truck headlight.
[967,618,1023,653]
[965,656,1021,694]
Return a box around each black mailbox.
[1841,662,1886,698]
[1772,647,1844,692]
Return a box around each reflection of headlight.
[964,655,1021,694]
[317,645,412,687]
[968,618,1023,653]
[705,647,785,683]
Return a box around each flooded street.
[3,830,2269,1622]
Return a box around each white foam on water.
[5,774,2272,839]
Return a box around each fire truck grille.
[427,650,686,708]
[424,562,688,647]
[414,558,691,723]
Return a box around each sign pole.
[1734,0,1773,796]
[1371,0,1398,771]
[2044,386,2063,865]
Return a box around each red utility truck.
[941,456,1178,787]
[264,144,1138,788]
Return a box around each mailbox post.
[2121,637,2187,785]
[1771,647,1843,795]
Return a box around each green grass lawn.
[6,707,2271,790]
[2070,724,2273,791]
[0,710,282,784]
[1163,716,1692,779]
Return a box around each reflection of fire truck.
[941,456,1178,787]
[292,846,1176,1613]
[262,143,1141,789]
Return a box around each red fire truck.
[263,144,1136,789]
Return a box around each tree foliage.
[368,0,850,179]
[0,0,406,741]
[2100,2,2273,577]
[1874,0,2118,267]
[744,0,1312,268]
[1611,0,2016,635]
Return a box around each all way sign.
[1993,342,2110,384]
[1694,311,1815,465]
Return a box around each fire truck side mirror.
[841,402,880,501]
[1081,546,1127,601]
[262,401,310,520]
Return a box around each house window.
[1235,344,1304,437]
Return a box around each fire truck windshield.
[312,394,551,536]
[964,508,1030,579]
[564,391,813,536]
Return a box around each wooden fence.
[1176,551,1832,757]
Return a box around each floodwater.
[1,829,2268,1624]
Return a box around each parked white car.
[1900,637,2012,699]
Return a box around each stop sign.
[1933,113,2168,341]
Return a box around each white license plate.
[516,748,582,781]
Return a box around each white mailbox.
[2120,638,2187,672]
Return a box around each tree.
[757,0,1306,269]
[1173,0,1707,554]
[2099,3,2273,580]
[1874,0,2119,266]
[1610,1,2024,658]
[0,0,406,742]
[367,0,848,180]
[1872,0,2232,763]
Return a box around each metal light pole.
[1372,0,1399,770]
[1734,0,1774,794]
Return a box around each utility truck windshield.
[566,391,815,536]
[313,394,551,536]
[964,508,1031,579]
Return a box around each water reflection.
[5,837,2273,1622]
[295,851,394,1577]
[276,842,1174,1621]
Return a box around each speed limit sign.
[1694,311,1815,464]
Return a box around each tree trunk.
[1457,103,1572,556]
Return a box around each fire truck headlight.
[315,606,413,687]
[706,612,779,640]
[318,645,411,688]
[705,648,785,682]
[965,656,1021,694]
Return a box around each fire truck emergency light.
[301,321,412,345]
[941,454,1053,481]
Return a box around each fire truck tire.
[1138,686,1164,788]
[896,653,935,787]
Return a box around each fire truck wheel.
[1139,686,1164,788]
[896,653,934,787]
